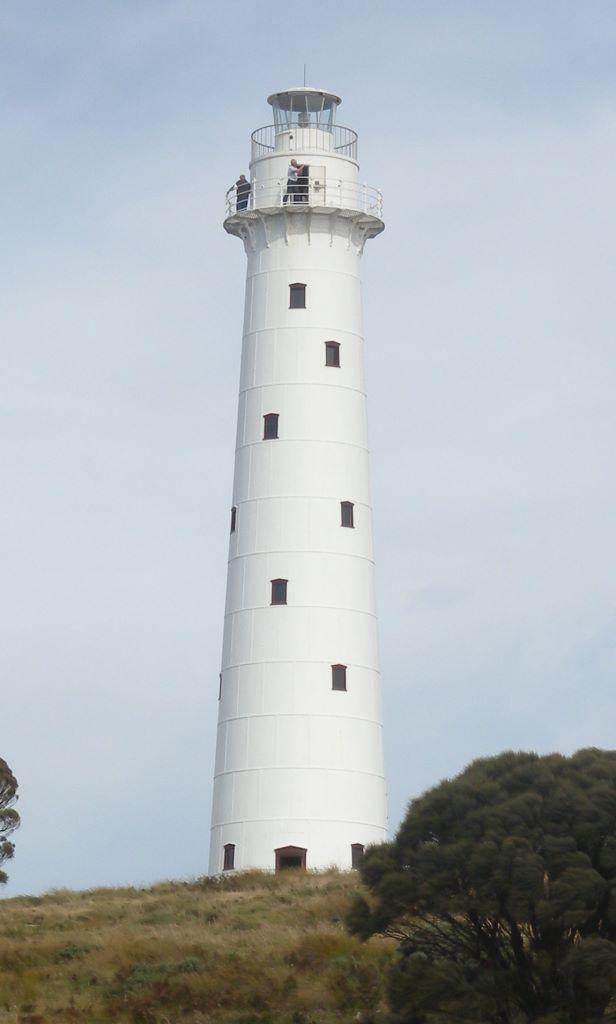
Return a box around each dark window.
[332,664,347,691]
[263,413,279,440]
[218,672,222,700]
[351,843,364,869]
[289,283,306,309]
[230,506,237,533]
[271,579,288,605]
[223,843,235,871]
[325,341,340,367]
[341,501,354,528]
[275,845,307,871]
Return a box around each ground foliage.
[348,748,616,1024]
[0,869,393,1023]
[0,760,19,886]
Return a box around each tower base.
[209,818,387,874]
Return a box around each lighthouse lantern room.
[209,87,387,874]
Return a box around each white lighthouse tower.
[209,87,387,873]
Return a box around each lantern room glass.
[269,89,339,133]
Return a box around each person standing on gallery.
[235,174,251,211]
[283,159,300,203]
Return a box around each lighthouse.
[209,87,387,873]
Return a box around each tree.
[0,758,20,885]
[348,749,616,1024]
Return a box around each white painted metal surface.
[251,123,358,160]
[209,87,387,874]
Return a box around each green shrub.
[53,943,92,962]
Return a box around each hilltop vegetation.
[0,869,393,1024]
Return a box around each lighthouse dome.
[267,87,342,109]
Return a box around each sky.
[2,0,616,897]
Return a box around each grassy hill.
[0,870,394,1024]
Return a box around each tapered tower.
[209,87,387,873]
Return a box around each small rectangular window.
[351,843,364,869]
[289,283,306,309]
[230,506,237,533]
[263,413,279,440]
[271,578,288,605]
[325,341,340,367]
[341,501,354,528]
[332,664,347,691]
[223,843,235,871]
[218,672,222,700]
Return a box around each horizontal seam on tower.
[210,817,387,828]
[227,550,375,565]
[238,382,367,397]
[219,659,380,672]
[235,439,370,454]
[230,497,373,506]
[242,327,364,339]
[217,712,383,726]
[214,766,386,780]
[232,496,372,508]
[223,606,378,619]
[246,269,361,282]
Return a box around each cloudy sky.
[2,0,616,897]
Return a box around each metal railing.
[226,177,383,219]
[251,123,358,161]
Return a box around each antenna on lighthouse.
[303,63,306,87]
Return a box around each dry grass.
[0,870,394,1023]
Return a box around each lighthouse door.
[309,166,326,207]
[275,845,307,871]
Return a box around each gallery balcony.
[225,177,383,221]
[251,122,359,161]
